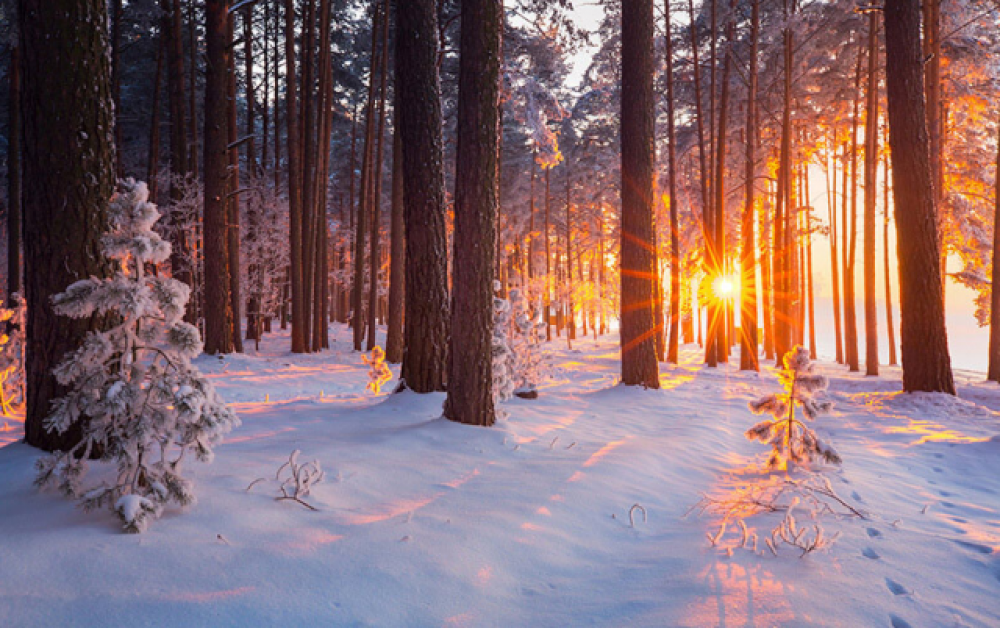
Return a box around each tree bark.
[386,126,406,363]
[665,0,680,364]
[619,0,660,388]
[203,0,234,354]
[367,0,390,352]
[20,0,115,450]
[863,12,879,375]
[285,0,307,353]
[883,141,898,366]
[883,0,954,394]
[395,0,449,392]
[443,0,502,426]
[740,0,759,372]
[988,116,1000,381]
[227,9,243,353]
[7,41,22,303]
[162,0,191,302]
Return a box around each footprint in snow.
[938,490,953,497]
[885,578,911,596]
[851,490,864,503]
[951,539,993,555]
[889,614,913,628]
[932,466,943,473]
[862,547,880,560]
[866,527,883,539]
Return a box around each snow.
[1,324,999,626]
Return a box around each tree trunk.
[147,39,165,201]
[863,12,879,376]
[162,0,191,300]
[989,113,1000,380]
[664,0,679,364]
[773,0,794,361]
[7,41,22,303]
[713,0,734,364]
[689,0,714,367]
[21,0,115,450]
[619,0,660,388]
[386,127,406,363]
[395,0,449,392]
[443,0,502,426]
[367,0,390,352]
[545,167,552,341]
[883,142,898,366]
[285,0,307,353]
[203,0,234,354]
[826,141,844,363]
[883,0,954,394]
[227,9,243,353]
[740,0,759,371]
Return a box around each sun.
[713,276,735,299]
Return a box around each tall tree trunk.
[111,0,123,178]
[444,0,502,426]
[186,0,199,173]
[844,40,864,372]
[863,12,879,375]
[689,0,714,367]
[367,0,390,352]
[760,179,773,359]
[386,127,406,363]
[713,0,734,364]
[922,0,946,289]
[300,0,317,350]
[545,167,552,341]
[665,0,680,364]
[21,0,115,450]
[989,114,1000,380]
[883,0,954,394]
[285,0,307,353]
[739,0,759,371]
[147,39,165,201]
[395,0,449,392]
[826,142,844,363]
[353,9,379,351]
[883,143,898,366]
[244,6,260,344]
[314,0,335,350]
[620,0,660,388]
[7,41,22,303]
[565,166,576,343]
[162,0,191,299]
[773,0,794,361]
[227,9,243,353]
[203,0,234,354]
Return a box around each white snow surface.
[1,325,999,626]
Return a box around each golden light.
[712,276,736,299]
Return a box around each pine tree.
[35,180,239,533]
[746,346,841,470]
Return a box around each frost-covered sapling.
[492,282,516,405]
[247,449,324,511]
[35,179,239,533]
[362,346,393,394]
[0,293,26,416]
[508,286,548,399]
[746,346,841,469]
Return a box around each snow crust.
[1,324,999,626]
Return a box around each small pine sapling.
[362,346,393,394]
[0,293,26,415]
[508,286,548,398]
[492,282,516,405]
[746,346,841,470]
[247,450,325,511]
[35,179,239,533]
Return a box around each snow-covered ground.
[1,325,999,627]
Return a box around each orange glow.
[712,275,736,300]
[583,439,627,468]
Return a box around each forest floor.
[1,325,999,627]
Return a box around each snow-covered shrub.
[362,346,392,394]
[507,286,548,397]
[746,346,841,470]
[0,293,25,415]
[35,179,239,533]
[492,282,517,406]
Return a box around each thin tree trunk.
[227,9,244,353]
[989,114,1000,381]
[147,39,165,201]
[664,0,680,364]
[883,142,898,366]
[863,11,879,375]
[111,0,123,178]
[826,141,844,363]
[367,0,390,351]
[444,0,502,426]
[773,0,794,361]
[386,127,406,363]
[545,167,552,341]
[713,0,734,364]
[740,0,759,371]
[883,0,954,394]
[690,0,715,367]
[284,0,307,353]
[7,41,22,303]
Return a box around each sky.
[563,1,991,374]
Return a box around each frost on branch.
[746,346,840,470]
[362,346,392,394]
[34,179,239,533]
[0,293,26,416]
[247,450,324,511]
[492,282,516,407]
[492,282,549,408]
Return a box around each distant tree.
[444,0,502,426]
[883,0,954,394]
[20,0,115,451]
[619,0,659,388]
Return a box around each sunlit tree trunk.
[844,40,864,372]
[826,141,844,363]
[665,0,680,364]
[620,0,660,388]
[988,117,1000,382]
[367,0,390,352]
[863,12,879,375]
[284,0,307,353]
[739,0,759,372]
[713,0,734,364]
[883,0,954,394]
[226,9,243,353]
[883,142,898,366]
[773,0,794,361]
[7,40,22,303]
[386,127,406,363]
